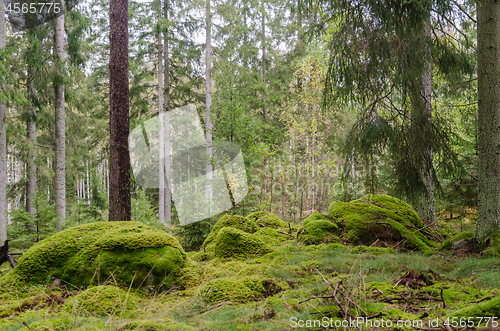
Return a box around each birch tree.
[54,14,66,226]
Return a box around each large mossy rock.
[297,216,339,245]
[0,222,186,290]
[328,194,435,254]
[200,213,295,260]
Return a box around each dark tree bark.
[0,0,7,243]
[476,0,500,240]
[109,0,131,222]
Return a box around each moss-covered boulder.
[63,285,141,317]
[447,296,500,318]
[214,227,273,259]
[328,194,435,254]
[297,219,339,245]
[302,213,330,226]
[200,276,282,304]
[439,231,474,251]
[0,222,186,290]
[200,213,294,260]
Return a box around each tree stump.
[0,240,21,268]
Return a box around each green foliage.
[8,194,59,249]
[131,190,159,227]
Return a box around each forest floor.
[0,209,499,331]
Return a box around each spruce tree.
[0,0,6,242]
[476,0,500,240]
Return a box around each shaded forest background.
[0,0,486,252]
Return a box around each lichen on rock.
[0,221,186,290]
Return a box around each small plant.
[8,193,59,249]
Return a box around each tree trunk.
[411,20,437,227]
[109,0,131,222]
[163,0,171,222]
[261,0,267,121]
[0,0,6,242]
[55,14,66,226]
[158,0,165,223]
[26,67,37,215]
[206,0,213,210]
[476,0,500,240]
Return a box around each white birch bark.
[55,14,66,225]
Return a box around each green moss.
[447,296,500,318]
[297,220,339,245]
[328,195,434,250]
[118,319,197,331]
[214,227,274,259]
[253,227,291,246]
[439,232,474,251]
[481,232,500,257]
[174,258,203,289]
[201,215,257,253]
[383,219,434,255]
[200,276,280,304]
[63,285,140,317]
[259,213,291,229]
[302,213,329,227]
[365,282,404,296]
[16,317,106,331]
[350,245,395,255]
[0,222,186,290]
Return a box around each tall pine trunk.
[163,0,171,222]
[158,0,165,223]
[0,0,6,242]
[261,0,267,121]
[26,67,37,215]
[476,0,500,240]
[55,14,66,226]
[109,0,131,222]
[206,0,213,206]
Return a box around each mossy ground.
[1,197,499,330]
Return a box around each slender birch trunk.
[55,14,66,226]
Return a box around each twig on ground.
[185,301,230,317]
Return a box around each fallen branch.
[258,223,294,237]
[299,295,336,304]
[185,301,231,317]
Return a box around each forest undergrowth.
[0,206,499,331]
